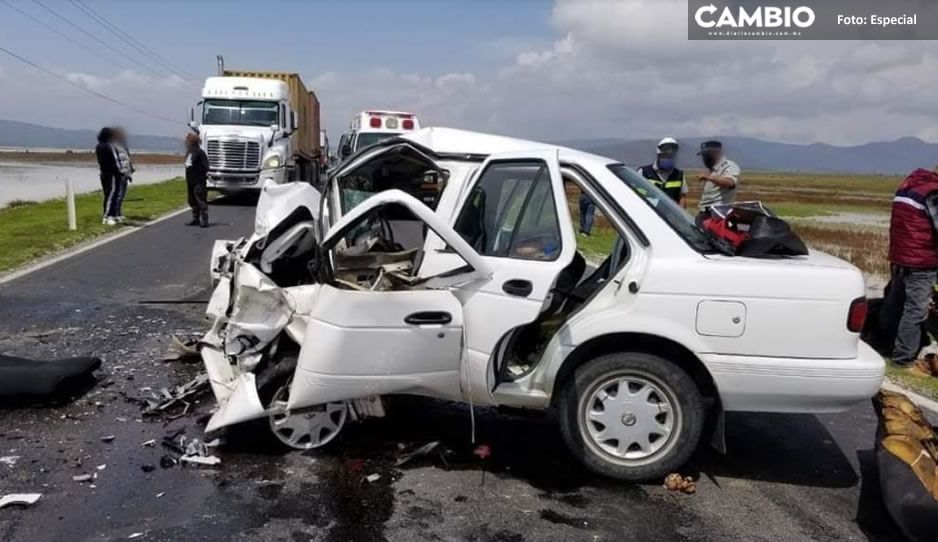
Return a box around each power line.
[30,0,169,79]
[67,0,195,82]
[0,43,179,125]
[0,0,127,71]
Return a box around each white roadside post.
[65,177,77,231]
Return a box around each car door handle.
[404,311,453,325]
[502,279,533,297]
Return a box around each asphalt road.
[0,197,925,541]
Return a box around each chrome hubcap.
[268,386,347,450]
[580,373,679,464]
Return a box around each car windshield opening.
[203,99,279,127]
[607,164,714,253]
[355,132,398,151]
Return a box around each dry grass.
[792,221,890,276]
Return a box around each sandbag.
[872,390,938,541]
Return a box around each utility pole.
[216,55,224,76]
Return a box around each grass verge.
[0,178,186,273]
[886,365,938,403]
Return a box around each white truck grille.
[206,139,261,171]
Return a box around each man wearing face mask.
[697,140,741,212]
[638,137,687,208]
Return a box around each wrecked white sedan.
[200,127,884,481]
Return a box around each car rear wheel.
[558,352,704,481]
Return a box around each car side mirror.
[292,111,299,131]
[188,120,200,133]
[340,142,352,157]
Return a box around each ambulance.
[337,110,421,161]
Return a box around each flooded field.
[0,161,182,207]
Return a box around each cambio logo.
[695,3,816,29]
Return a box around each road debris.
[663,473,697,494]
[0,493,41,509]
[140,439,156,448]
[128,532,144,539]
[0,354,101,399]
[163,334,202,362]
[180,455,221,466]
[101,435,115,443]
[395,441,442,467]
[140,374,209,418]
[365,473,381,483]
[473,444,491,460]
[159,431,223,468]
[72,474,94,483]
[0,456,20,468]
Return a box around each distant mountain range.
[0,119,180,152]
[0,119,934,173]
[555,136,938,175]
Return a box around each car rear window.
[607,164,712,253]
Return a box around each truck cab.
[192,74,320,193]
[337,110,420,163]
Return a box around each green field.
[0,178,186,273]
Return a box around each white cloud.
[0,66,195,135]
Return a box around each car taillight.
[847,297,867,333]
[369,117,382,128]
[402,119,414,130]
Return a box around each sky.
[0,0,936,146]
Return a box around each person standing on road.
[95,127,121,225]
[184,133,209,228]
[638,137,687,208]
[882,167,938,375]
[111,127,134,223]
[696,140,741,212]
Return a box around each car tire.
[558,352,704,481]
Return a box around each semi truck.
[189,70,321,192]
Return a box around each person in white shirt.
[696,140,741,212]
[109,127,134,223]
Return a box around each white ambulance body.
[338,110,421,161]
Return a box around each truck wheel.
[558,352,704,481]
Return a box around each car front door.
[286,190,493,411]
[419,149,577,401]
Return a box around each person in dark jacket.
[185,132,209,228]
[881,167,938,375]
[95,127,120,224]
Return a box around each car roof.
[398,127,617,166]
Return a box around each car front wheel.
[558,352,704,481]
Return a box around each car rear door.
[286,190,493,410]
[418,149,577,399]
